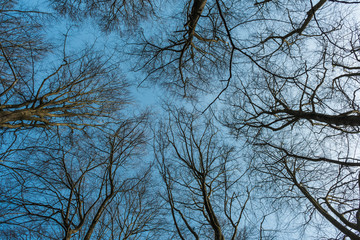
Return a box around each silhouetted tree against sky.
[2,0,360,239]
[0,0,132,172]
[0,0,132,175]
[0,115,158,239]
[0,0,129,131]
[137,0,360,238]
[0,2,156,239]
[154,106,255,239]
[140,0,360,238]
[221,1,360,239]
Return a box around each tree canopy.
[1,0,360,239]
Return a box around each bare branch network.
[2,0,360,239]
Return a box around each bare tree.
[0,0,128,132]
[135,0,231,98]
[47,0,360,238]
[0,114,161,240]
[223,1,360,239]
[0,1,163,239]
[154,106,254,240]
[3,0,360,239]
[0,0,133,181]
